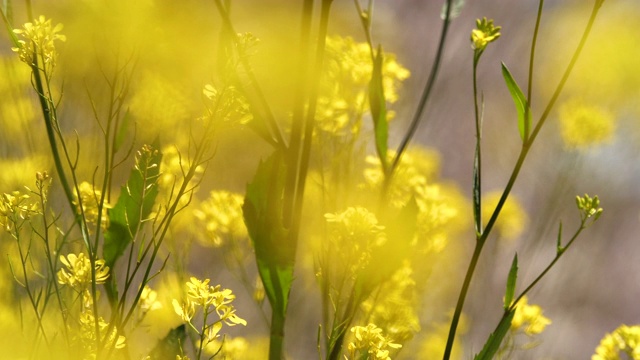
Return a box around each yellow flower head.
[471,17,501,52]
[57,253,110,290]
[202,84,252,125]
[77,310,126,355]
[316,36,409,136]
[592,324,640,360]
[139,285,163,313]
[348,323,402,360]
[11,15,66,68]
[173,277,247,327]
[576,193,603,223]
[0,190,38,232]
[73,181,110,231]
[511,296,552,336]
[193,190,248,247]
[559,99,616,150]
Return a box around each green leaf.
[501,63,531,141]
[474,309,515,360]
[243,151,293,318]
[504,253,518,310]
[103,140,162,268]
[369,45,388,171]
[147,325,186,360]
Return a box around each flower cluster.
[471,17,501,52]
[324,207,386,271]
[576,193,603,223]
[361,262,420,343]
[559,99,615,150]
[202,84,252,126]
[139,285,162,314]
[510,295,552,336]
[73,181,110,231]
[11,15,66,68]
[316,36,409,136]
[193,190,248,247]
[347,323,402,360]
[172,277,246,346]
[0,190,38,233]
[57,253,110,291]
[592,324,640,360]
[77,310,126,355]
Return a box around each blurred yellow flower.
[511,295,552,336]
[316,36,409,136]
[592,324,640,360]
[193,190,248,247]
[73,181,110,231]
[481,191,528,241]
[558,99,616,150]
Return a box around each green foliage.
[504,253,518,310]
[474,310,515,360]
[103,140,162,268]
[501,63,531,141]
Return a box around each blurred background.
[1,0,639,359]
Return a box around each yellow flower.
[11,15,66,68]
[77,310,126,355]
[73,181,110,231]
[57,253,110,290]
[592,324,640,360]
[348,323,402,360]
[0,191,38,232]
[202,84,252,125]
[481,191,528,241]
[558,99,616,150]
[193,190,248,247]
[471,17,501,51]
[139,285,163,313]
[511,296,552,336]
[316,36,409,136]
[172,299,195,322]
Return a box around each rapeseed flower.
[471,17,501,52]
[559,99,615,150]
[347,323,402,360]
[592,324,640,360]
[11,16,66,68]
[511,296,552,336]
[73,181,110,231]
[57,253,110,290]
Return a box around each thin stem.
[443,3,602,359]
[524,0,545,140]
[387,0,453,176]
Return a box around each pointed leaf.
[103,140,162,268]
[114,109,131,152]
[369,45,388,171]
[501,63,531,141]
[243,151,293,318]
[147,325,186,360]
[474,309,515,360]
[504,253,518,310]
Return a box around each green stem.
[443,3,602,359]
[387,0,453,177]
[269,310,286,360]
